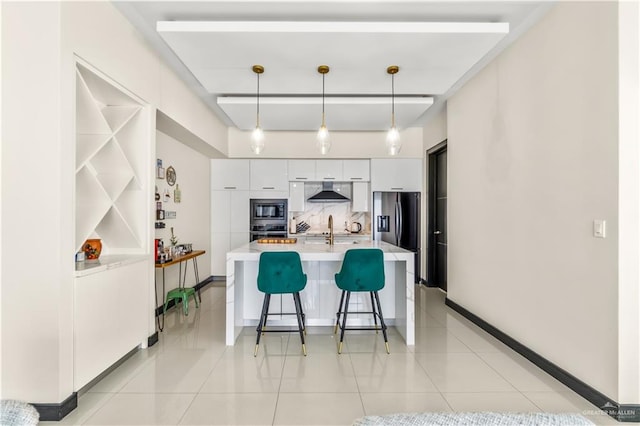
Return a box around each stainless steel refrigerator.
[373,191,421,283]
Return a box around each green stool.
[334,248,389,354]
[164,286,199,316]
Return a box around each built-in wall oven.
[249,199,288,241]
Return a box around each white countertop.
[228,240,412,262]
[74,254,149,277]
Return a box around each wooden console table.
[155,250,205,331]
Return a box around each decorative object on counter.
[156,159,164,179]
[250,64,265,155]
[174,184,181,203]
[166,166,176,186]
[296,221,310,233]
[155,238,163,263]
[156,210,165,220]
[175,243,192,254]
[316,65,331,155]
[155,185,160,200]
[82,238,102,262]
[163,189,170,202]
[165,211,177,219]
[154,222,166,229]
[290,216,297,234]
[75,250,85,262]
[386,65,401,156]
[257,237,298,244]
[156,201,162,211]
[170,227,178,247]
[350,222,362,233]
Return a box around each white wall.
[154,131,211,308]
[1,2,70,403]
[447,2,621,399]
[228,127,424,158]
[617,0,640,405]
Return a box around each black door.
[428,142,447,291]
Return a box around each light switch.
[593,220,606,238]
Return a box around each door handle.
[434,231,442,235]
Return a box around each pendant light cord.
[322,72,326,125]
[391,72,395,127]
[256,71,260,127]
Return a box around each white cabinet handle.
[262,186,275,189]
[391,187,403,190]
[350,177,363,180]
[224,186,237,189]
[295,177,308,180]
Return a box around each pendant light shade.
[250,65,265,155]
[316,65,331,155]
[386,65,401,156]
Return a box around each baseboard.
[32,392,77,421]
[445,297,640,422]
[148,331,159,347]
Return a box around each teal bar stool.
[334,248,389,354]
[255,251,307,356]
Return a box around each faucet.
[327,214,334,245]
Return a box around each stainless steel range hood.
[307,182,350,203]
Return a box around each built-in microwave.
[250,199,287,221]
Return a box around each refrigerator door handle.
[396,200,403,246]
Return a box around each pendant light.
[250,65,265,155]
[386,65,401,156]
[316,65,331,155]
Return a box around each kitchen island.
[226,240,415,346]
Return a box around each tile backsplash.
[290,183,370,233]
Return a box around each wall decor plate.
[166,166,176,186]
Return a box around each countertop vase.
[83,238,102,262]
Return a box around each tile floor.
[44,284,630,425]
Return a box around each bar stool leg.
[369,292,379,334]
[255,294,271,356]
[373,291,389,354]
[334,290,346,334]
[293,292,306,356]
[338,291,351,354]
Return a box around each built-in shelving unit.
[73,60,151,391]
[75,62,149,255]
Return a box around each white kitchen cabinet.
[211,159,250,190]
[288,160,316,181]
[315,160,343,181]
[352,182,369,212]
[343,160,370,181]
[211,190,249,275]
[74,259,148,390]
[289,182,306,212]
[250,159,288,191]
[211,231,230,275]
[370,159,422,192]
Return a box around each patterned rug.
[352,412,594,426]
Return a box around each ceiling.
[114,1,553,132]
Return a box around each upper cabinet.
[343,160,370,181]
[371,159,422,192]
[250,159,288,191]
[315,160,343,181]
[288,160,316,181]
[75,62,150,255]
[211,159,249,190]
